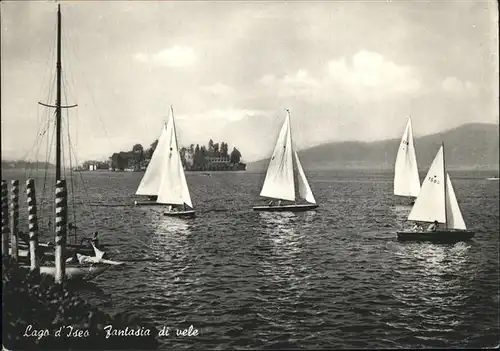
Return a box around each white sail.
[394,117,420,197]
[445,173,467,230]
[294,151,316,204]
[156,106,193,208]
[408,145,446,224]
[135,122,168,196]
[259,111,295,201]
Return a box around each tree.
[111,153,126,170]
[213,143,219,156]
[220,142,228,158]
[230,147,241,164]
[132,144,143,154]
[194,144,201,165]
[208,139,214,154]
[145,139,159,160]
[131,144,144,168]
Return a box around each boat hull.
[253,204,318,212]
[396,230,475,243]
[19,264,115,281]
[134,200,164,206]
[17,242,103,259]
[163,210,196,218]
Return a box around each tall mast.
[442,142,448,229]
[55,4,62,181]
[39,5,77,178]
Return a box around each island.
[106,139,246,172]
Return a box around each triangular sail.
[408,145,446,224]
[394,117,420,197]
[156,106,193,208]
[135,123,168,196]
[259,111,295,201]
[445,173,467,230]
[294,151,316,204]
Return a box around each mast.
[442,142,448,229]
[55,4,62,181]
[38,5,77,177]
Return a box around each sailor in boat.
[80,231,100,248]
[268,200,274,207]
[411,223,423,232]
[167,204,183,212]
[277,200,282,206]
[426,220,439,232]
[148,195,158,201]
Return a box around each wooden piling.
[54,180,67,284]
[2,180,9,258]
[27,179,40,272]
[10,180,19,261]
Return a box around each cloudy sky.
[1,0,498,163]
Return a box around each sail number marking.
[428,175,440,184]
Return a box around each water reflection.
[258,212,307,285]
[389,242,472,334]
[146,214,194,294]
[151,216,192,252]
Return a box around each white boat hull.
[253,204,318,212]
[20,263,118,281]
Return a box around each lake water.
[2,168,499,349]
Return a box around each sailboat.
[394,116,420,203]
[253,109,318,212]
[17,4,124,280]
[396,143,475,242]
[134,122,169,206]
[156,106,195,218]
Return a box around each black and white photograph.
[1,0,499,349]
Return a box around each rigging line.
[65,27,117,152]
[29,71,57,178]
[33,18,57,144]
[38,17,58,104]
[62,79,78,245]
[40,112,57,231]
[62,24,78,108]
[66,130,99,231]
[24,72,57,176]
[23,119,50,180]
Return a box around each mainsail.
[135,123,168,196]
[259,111,295,201]
[408,145,466,230]
[394,117,420,197]
[156,106,193,208]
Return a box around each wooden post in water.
[1,180,10,258]
[55,180,67,284]
[10,180,19,262]
[27,179,40,272]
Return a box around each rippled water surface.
[3,169,499,349]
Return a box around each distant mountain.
[248,123,499,172]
